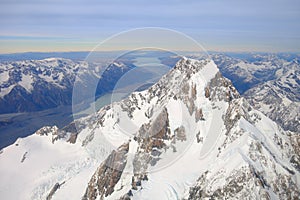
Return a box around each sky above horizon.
[0,0,300,53]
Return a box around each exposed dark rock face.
[46,183,61,200]
[46,182,65,200]
[205,72,240,102]
[34,109,108,145]
[196,131,203,143]
[67,133,78,144]
[81,104,185,199]
[83,143,129,200]
[21,57,299,199]
[195,108,204,122]
[36,125,70,144]
[20,151,28,163]
[131,107,172,189]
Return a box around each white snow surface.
[18,74,33,92]
[0,71,9,82]
[0,58,298,200]
[0,58,87,97]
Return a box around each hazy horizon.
[1,0,300,53]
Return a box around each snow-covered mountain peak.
[0,58,299,200]
[174,57,216,76]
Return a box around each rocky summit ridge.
[0,57,299,200]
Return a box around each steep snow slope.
[83,58,299,200]
[0,58,299,200]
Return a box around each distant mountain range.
[0,57,298,199]
[0,58,135,114]
[0,52,299,148]
[211,53,300,133]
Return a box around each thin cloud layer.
[0,0,299,52]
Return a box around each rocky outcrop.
[205,72,240,102]
[46,182,65,200]
[83,143,129,200]
[10,57,298,200]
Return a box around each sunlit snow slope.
[0,58,299,200]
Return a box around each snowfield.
[0,58,299,200]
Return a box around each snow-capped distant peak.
[0,57,299,200]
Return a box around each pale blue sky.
[0,0,299,53]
